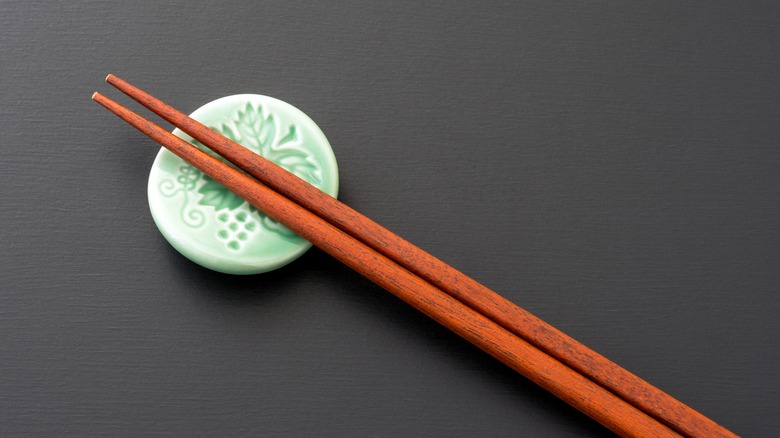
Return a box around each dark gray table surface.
[2,1,778,436]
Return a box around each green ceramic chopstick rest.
[147,94,339,274]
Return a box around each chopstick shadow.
[300,250,615,437]
[166,243,612,436]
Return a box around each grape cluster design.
[215,210,259,251]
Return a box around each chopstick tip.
[92,92,107,105]
[105,74,115,83]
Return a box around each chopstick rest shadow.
[163,243,297,304]
[92,75,738,438]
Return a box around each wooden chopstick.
[103,75,737,438]
[92,90,682,438]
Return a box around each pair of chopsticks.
[93,75,736,438]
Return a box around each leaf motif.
[259,114,276,155]
[197,175,244,211]
[243,102,256,126]
[252,108,263,136]
[219,123,239,143]
[277,154,320,183]
[232,104,269,153]
[277,126,297,146]
[235,121,257,151]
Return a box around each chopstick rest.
[147,94,339,274]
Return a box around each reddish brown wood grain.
[93,91,684,437]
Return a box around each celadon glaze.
[147,95,339,274]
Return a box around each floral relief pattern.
[158,102,323,251]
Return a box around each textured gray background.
[1,1,778,436]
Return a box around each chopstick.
[101,75,737,438]
[92,90,681,438]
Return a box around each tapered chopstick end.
[92,92,110,108]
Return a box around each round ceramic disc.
[147,95,339,275]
